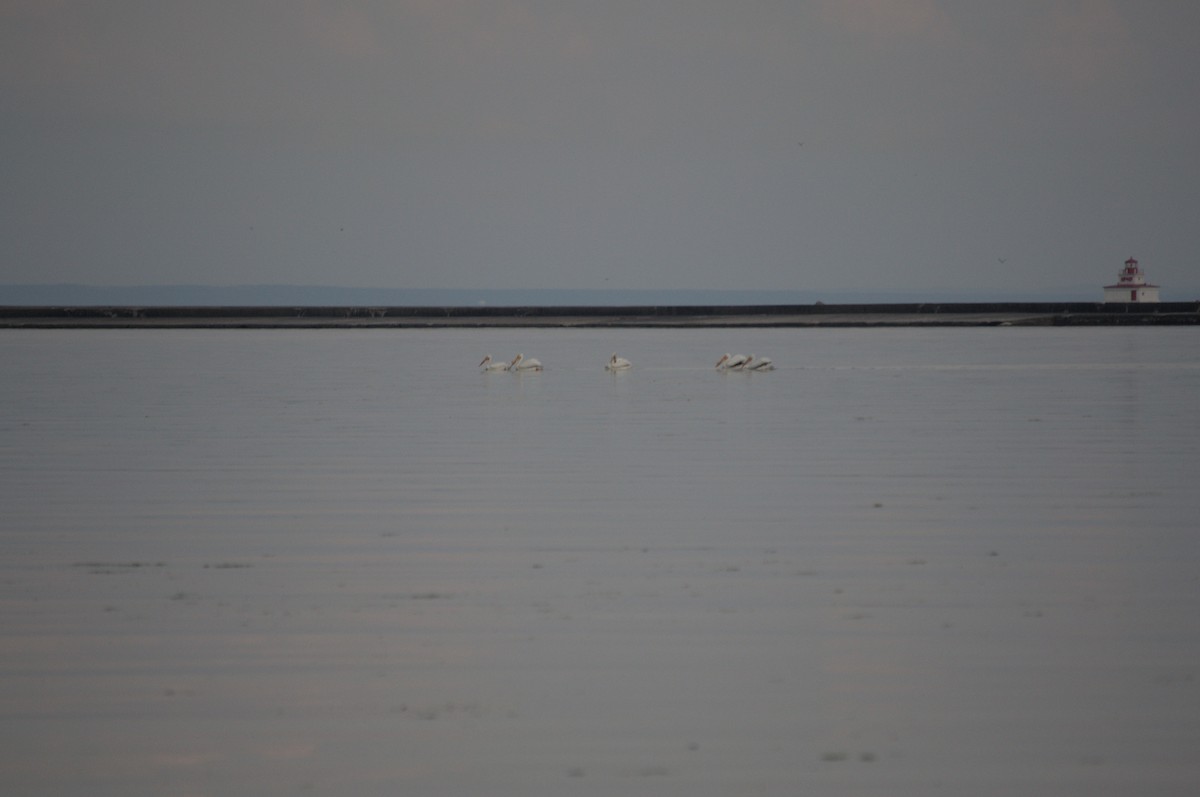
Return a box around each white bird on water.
[479,354,509,371]
[606,353,632,371]
[745,355,775,371]
[716,353,750,371]
[510,353,543,371]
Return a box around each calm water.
[2,327,1198,796]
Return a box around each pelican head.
[716,353,730,369]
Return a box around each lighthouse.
[1103,257,1160,303]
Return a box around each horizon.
[7,281,1197,308]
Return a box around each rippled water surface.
[2,327,1199,796]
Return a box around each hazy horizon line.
[6,282,1182,307]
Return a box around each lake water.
[2,327,1198,796]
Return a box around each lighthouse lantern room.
[1103,257,1160,303]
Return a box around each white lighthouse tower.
[1103,257,1160,303]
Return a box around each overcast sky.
[3,1,1198,298]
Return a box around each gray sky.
[3,1,1198,298]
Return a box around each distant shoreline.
[2,302,1198,328]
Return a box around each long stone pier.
[2,302,1198,328]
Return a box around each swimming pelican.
[716,353,750,371]
[745,355,775,371]
[510,353,543,371]
[479,355,509,371]
[605,353,632,371]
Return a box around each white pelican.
[605,353,632,371]
[745,355,775,371]
[716,353,750,371]
[479,355,509,371]
[510,353,543,371]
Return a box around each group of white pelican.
[716,353,774,371]
[479,353,542,372]
[479,352,773,372]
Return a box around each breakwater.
[2,302,1198,328]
